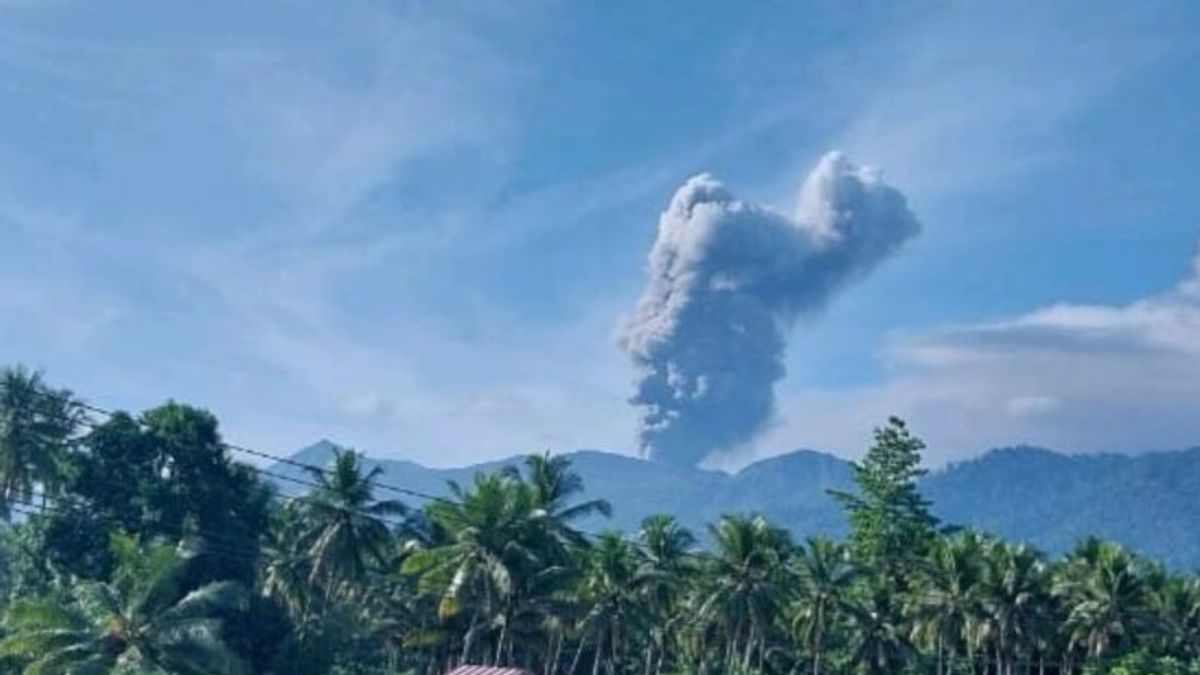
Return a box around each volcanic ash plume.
[620,152,921,466]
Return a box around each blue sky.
[2,0,1199,467]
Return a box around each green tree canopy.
[831,416,938,579]
[0,532,248,675]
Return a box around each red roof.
[445,668,534,675]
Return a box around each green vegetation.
[1,368,1198,675]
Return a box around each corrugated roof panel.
[445,667,535,675]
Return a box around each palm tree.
[637,514,696,675]
[1146,568,1200,662]
[577,532,648,675]
[490,453,608,672]
[1055,539,1150,667]
[297,447,406,603]
[517,451,610,562]
[791,536,857,675]
[403,471,542,666]
[970,540,1048,675]
[0,535,247,674]
[0,366,82,517]
[847,583,912,675]
[263,504,319,628]
[906,534,985,675]
[520,452,612,524]
[698,514,792,673]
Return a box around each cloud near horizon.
[751,240,1200,466]
[621,152,920,466]
[2,1,1196,469]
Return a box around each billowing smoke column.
[620,152,921,466]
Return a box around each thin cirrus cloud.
[1,0,1197,467]
[828,2,1176,202]
[0,1,535,459]
[219,10,521,234]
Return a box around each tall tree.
[637,515,696,675]
[515,451,612,562]
[974,541,1049,675]
[296,448,406,603]
[63,402,273,583]
[847,584,913,675]
[907,533,984,675]
[699,514,792,673]
[831,416,937,580]
[403,472,542,665]
[0,533,248,675]
[578,533,647,675]
[791,537,857,675]
[0,366,82,518]
[520,452,612,524]
[1146,571,1200,662]
[1056,539,1150,666]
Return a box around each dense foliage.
[0,368,1197,675]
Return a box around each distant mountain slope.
[923,446,1200,570]
[272,442,1200,569]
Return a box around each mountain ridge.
[271,442,1200,569]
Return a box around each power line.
[13,483,382,557]
[23,391,636,546]
[8,490,1159,668]
[4,400,1194,670]
[70,398,466,506]
[5,498,262,565]
[12,441,413,534]
[18,387,1198,592]
[11,401,415,530]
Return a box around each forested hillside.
[2,367,1199,675]
[279,441,1200,569]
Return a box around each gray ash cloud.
[620,152,920,466]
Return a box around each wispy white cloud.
[1005,395,1061,418]
[823,3,1180,202]
[693,2,1200,468]
[218,4,524,233]
[0,1,536,458]
[216,290,632,466]
[3,0,1196,469]
[0,197,127,352]
[749,241,1200,466]
[1,1,524,235]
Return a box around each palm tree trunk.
[495,612,508,665]
[591,630,603,675]
[606,624,616,675]
[568,634,586,675]
[550,629,564,675]
[739,619,748,672]
[461,608,482,664]
[937,634,945,675]
[608,627,619,675]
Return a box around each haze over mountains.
[277,442,1200,570]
